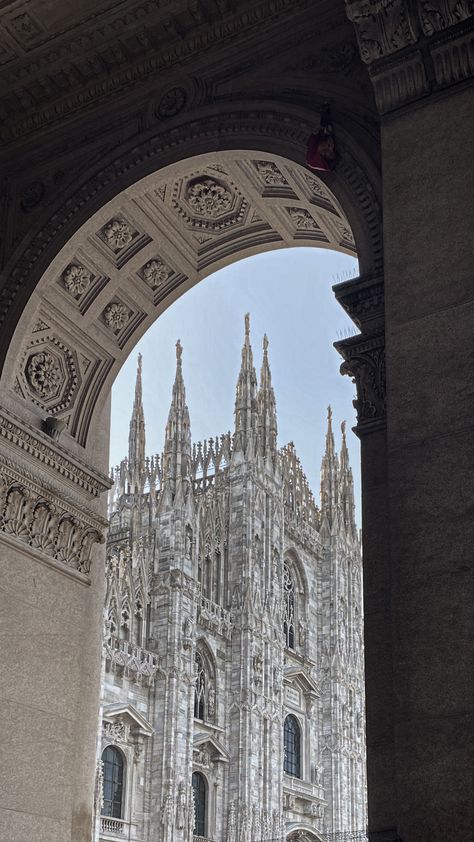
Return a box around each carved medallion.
[184,177,233,218]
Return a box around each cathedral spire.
[128,353,146,491]
[257,333,278,459]
[338,420,356,536]
[320,405,338,526]
[234,313,258,455]
[160,340,192,506]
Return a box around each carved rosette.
[101,217,134,251]
[22,337,80,414]
[62,263,92,297]
[185,177,233,217]
[103,301,130,333]
[141,258,171,290]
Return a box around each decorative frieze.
[0,458,105,577]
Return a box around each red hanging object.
[306,103,338,172]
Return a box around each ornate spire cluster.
[320,407,356,538]
[233,314,278,463]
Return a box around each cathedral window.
[194,652,206,720]
[192,771,206,836]
[283,563,296,650]
[283,714,301,778]
[102,746,124,818]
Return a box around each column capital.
[345,1,474,113]
[333,274,386,437]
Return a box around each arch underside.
[4,150,360,448]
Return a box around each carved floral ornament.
[62,263,92,297]
[141,257,171,289]
[23,338,80,414]
[101,217,134,251]
[103,301,130,332]
[26,351,62,400]
[184,177,233,217]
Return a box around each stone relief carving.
[419,0,472,35]
[62,263,92,297]
[103,720,130,743]
[346,0,418,64]
[175,780,187,828]
[0,466,104,575]
[103,301,130,332]
[287,207,318,230]
[185,177,233,217]
[253,160,288,185]
[101,217,134,251]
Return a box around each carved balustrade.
[197,595,233,640]
[104,634,160,683]
[100,816,129,836]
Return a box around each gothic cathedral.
[97,316,367,842]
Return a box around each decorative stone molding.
[0,457,106,578]
[157,86,187,118]
[0,407,111,498]
[419,0,472,35]
[333,273,384,335]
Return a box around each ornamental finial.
[245,313,250,337]
[176,339,182,363]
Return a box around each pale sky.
[109,247,361,520]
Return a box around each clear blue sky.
[110,247,361,520]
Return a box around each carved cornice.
[0,0,315,145]
[345,1,474,113]
[333,272,384,335]
[0,407,111,498]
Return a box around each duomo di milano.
[0,2,472,841]
[99,319,366,842]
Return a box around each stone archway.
[0,115,383,842]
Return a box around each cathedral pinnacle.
[320,404,337,525]
[234,313,258,455]
[128,352,146,492]
[257,332,277,460]
[161,340,192,507]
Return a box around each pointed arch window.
[194,652,206,720]
[284,714,301,778]
[102,746,124,818]
[192,771,206,836]
[283,563,296,650]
